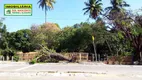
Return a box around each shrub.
[13,55,19,62]
[29,59,36,64]
[1,49,16,60]
[123,52,132,56]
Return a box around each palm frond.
[97,3,103,6]
[83,0,103,19]
[96,0,102,4]
[84,9,90,15]
[120,3,130,7]
[38,0,55,10]
[46,0,55,9]
[38,0,46,10]
[105,7,113,11]
[84,2,90,6]
[83,7,90,10]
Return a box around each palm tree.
[105,0,129,20]
[38,0,55,23]
[83,0,103,20]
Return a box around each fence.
[17,52,38,61]
[64,52,89,61]
[0,52,90,62]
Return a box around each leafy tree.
[12,29,33,53]
[124,15,142,61]
[57,24,93,52]
[56,27,76,52]
[0,22,16,60]
[104,5,141,62]
[30,23,60,50]
[0,24,9,49]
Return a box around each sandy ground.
[0,61,142,80]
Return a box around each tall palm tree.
[83,0,103,20]
[105,0,129,19]
[38,0,55,23]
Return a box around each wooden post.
[2,56,4,61]
[0,56,1,61]
[7,56,9,61]
[98,54,99,61]
[12,56,13,62]
[140,52,142,61]
[87,54,88,61]
[79,53,81,61]
[92,54,94,62]
[20,54,22,61]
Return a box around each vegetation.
[13,55,19,62]
[0,0,141,64]
[29,59,36,64]
[83,0,103,19]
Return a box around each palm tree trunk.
[45,7,47,23]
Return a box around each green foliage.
[35,44,56,62]
[29,59,36,64]
[83,0,103,19]
[123,52,132,56]
[118,31,124,39]
[1,2,142,62]
[57,23,93,52]
[1,48,16,60]
[104,0,130,20]
[13,55,19,62]
[30,23,60,50]
[11,29,34,53]
[38,0,55,10]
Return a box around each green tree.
[83,0,103,19]
[12,29,33,53]
[0,22,16,60]
[56,22,93,52]
[56,27,76,52]
[105,0,129,20]
[30,23,60,50]
[0,24,8,49]
[38,0,55,23]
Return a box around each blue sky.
[0,0,142,32]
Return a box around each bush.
[29,59,36,64]
[123,52,132,56]
[1,49,16,60]
[13,55,19,62]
